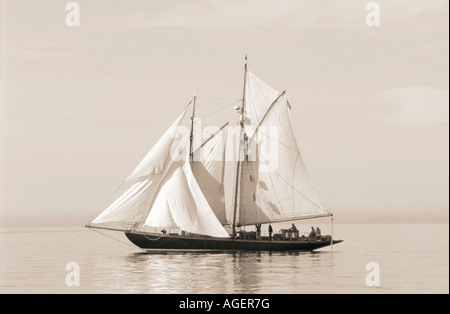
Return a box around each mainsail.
[236,70,331,226]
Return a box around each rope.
[197,67,243,117]
[132,228,164,242]
[197,96,241,101]
[199,99,242,119]
[143,234,163,241]
[89,228,137,248]
[85,181,127,225]
[331,214,334,250]
[246,123,302,155]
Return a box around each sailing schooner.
[85,58,343,251]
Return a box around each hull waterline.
[124,231,343,252]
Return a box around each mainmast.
[232,55,248,238]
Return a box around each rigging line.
[197,67,243,117]
[196,96,241,101]
[89,227,137,248]
[190,120,228,153]
[215,66,243,98]
[182,98,194,112]
[246,91,285,143]
[291,151,298,211]
[246,124,303,155]
[86,181,127,224]
[192,122,229,156]
[199,99,242,119]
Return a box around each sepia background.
[0,0,448,227]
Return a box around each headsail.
[237,71,331,226]
[89,107,229,238]
[90,109,189,227]
[144,143,229,237]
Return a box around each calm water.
[0,224,448,294]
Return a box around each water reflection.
[2,225,447,294]
[110,250,336,294]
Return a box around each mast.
[232,55,248,238]
[189,93,196,162]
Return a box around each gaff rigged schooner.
[85,58,343,251]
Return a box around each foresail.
[90,109,189,228]
[239,73,330,226]
[89,103,229,237]
[127,109,188,180]
[144,146,229,238]
[91,178,159,227]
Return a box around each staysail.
[143,146,229,237]
[191,125,228,225]
[90,109,188,227]
[237,71,331,226]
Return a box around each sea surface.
[0,224,448,294]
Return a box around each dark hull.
[124,231,343,252]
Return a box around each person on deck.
[268,224,273,241]
[309,227,316,240]
[288,224,298,241]
[316,227,321,237]
[255,224,262,240]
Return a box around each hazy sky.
[0,0,448,227]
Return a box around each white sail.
[191,127,228,224]
[91,109,189,227]
[238,72,330,226]
[244,71,280,139]
[91,178,156,226]
[127,110,188,180]
[91,107,229,238]
[144,150,229,238]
